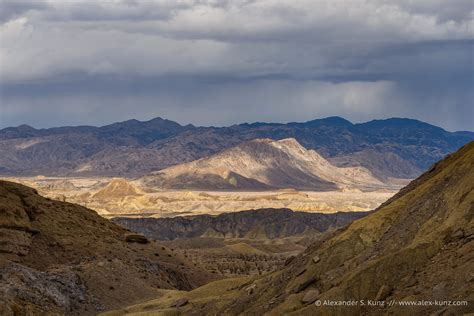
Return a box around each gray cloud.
[0,0,473,131]
[0,0,49,23]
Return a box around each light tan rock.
[301,289,320,304]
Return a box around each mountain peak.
[360,117,442,129]
[16,124,36,130]
[142,136,384,191]
[302,116,353,127]
[276,138,300,145]
[92,178,142,200]
[273,138,306,151]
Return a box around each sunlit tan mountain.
[141,138,385,191]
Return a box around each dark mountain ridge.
[113,209,369,241]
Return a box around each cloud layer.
[1,0,473,130]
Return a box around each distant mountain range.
[141,138,385,191]
[1,116,473,179]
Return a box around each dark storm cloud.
[0,0,473,131]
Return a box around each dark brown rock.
[295,277,317,293]
[451,229,465,239]
[295,267,306,276]
[124,234,149,244]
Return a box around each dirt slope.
[0,181,214,315]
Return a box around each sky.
[0,0,473,131]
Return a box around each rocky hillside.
[111,142,474,315]
[1,116,472,179]
[141,138,385,191]
[113,209,368,240]
[0,181,214,315]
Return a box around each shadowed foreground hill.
[0,181,214,315]
[109,142,474,315]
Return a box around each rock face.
[0,228,33,258]
[1,116,472,180]
[0,184,38,261]
[141,138,385,191]
[0,263,99,315]
[113,209,368,240]
[113,141,474,315]
[0,181,214,315]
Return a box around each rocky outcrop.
[0,263,101,315]
[0,184,39,261]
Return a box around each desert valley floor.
[1,176,400,218]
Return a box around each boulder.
[312,255,321,264]
[301,289,320,304]
[124,234,149,244]
[170,298,188,308]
